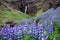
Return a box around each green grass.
[0,8,44,26]
[0,10,31,26]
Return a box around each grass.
[0,8,44,26]
[0,10,31,26]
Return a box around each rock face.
[0,0,60,15]
[0,0,21,10]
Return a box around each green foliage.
[22,35,35,40]
[47,21,60,40]
[0,36,4,40]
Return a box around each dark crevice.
[0,2,2,6]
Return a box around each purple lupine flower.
[48,22,54,34]
[32,28,38,38]
[42,32,46,38]
[22,24,29,35]
[28,24,33,35]
[43,21,48,31]
[36,8,54,21]
[17,25,23,40]
[13,26,18,40]
[38,23,43,34]
[56,20,60,25]
[7,27,14,40]
[41,36,48,40]
[1,25,11,40]
[31,22,38,39]
[41,31,48,40]
[38,23,44,40]
[13,25,22,40]
[16,30,22,40]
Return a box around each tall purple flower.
[8,27,14,40]
[41,31,48,40]
[48,22,54,34]
[56,20,60,25]
[43,21,48,31]
[22,23,29,35]
[38,23,44,40]
[1,25,11,40]
[31,22,38,39]
[13,25,23,40]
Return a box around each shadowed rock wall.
[0,0,60,15]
